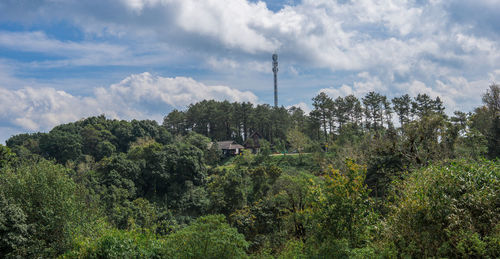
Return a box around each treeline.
[162,91,446,142]
[0,84,498,258]
[163,87,499,160]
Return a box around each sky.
[0,0,499,143]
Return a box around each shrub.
[384,159,500,258]
[0,159,95,257]
[162,214,249,258]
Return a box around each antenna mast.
[272,53,278,108]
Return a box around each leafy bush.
[0,193,29,258]
[304,159,377,257]
[0,159,95,257]
[161,214,249,258]
[63,228,164,258]
[384,159,500,258]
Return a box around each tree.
[384,159,500,258]
[271,171,311,239]
[305,160,376,257]
[207,168,248,215]
[0,160,93,257]
[0,144,16,169]
[312,92,334,143]
[64,227,164,258]
[334,96,347,130]
[0,193,29,258]
[288,106,306,130]
[481,84,500,158]
[162,215,249,258]
[39,130,82,163]
[392,94,412,126]
[362,92,385,131]
[401,114,447,165]
[344,94,363,126]
[163,109,186,135]
[412,93,445,118]
[287,126,311,156]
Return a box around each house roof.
[244,131,262,148]
[216,141,244,150]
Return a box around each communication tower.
[272,53,278,108]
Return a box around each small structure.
[244,132,263,154]
[213,140,244,156]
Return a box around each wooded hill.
[0,84,499,258]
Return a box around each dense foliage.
[384,159,499,258]
[1,84,499,258]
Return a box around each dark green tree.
[312,92,334,143]
[0,193,29,258]
[392,94,412,125]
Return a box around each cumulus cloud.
[0,0,499,137]
[0,73,258,135]
[2,0,498,70]
[319,72,386,98]
[1,0,498,80]
[318,70,500,114]
[287,102,311,114]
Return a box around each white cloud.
[2,0,499,75]
[0,31,128,66]
[287,102,311,114]
[319,72,385,98]
[175,0,276,53]
[0,0,499,130]
[0,72,258,133]
[316,71,499,114]
[206,57,268,73]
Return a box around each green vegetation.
[383,159,499,258]
[1,84,499,258]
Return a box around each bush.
[304,159,377,257]
[162,214,249,258]
[63,228,164,258]
[384,159,500,258]
[0,193,29,258]
[0,159,94,257]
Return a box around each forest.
[0,84,499,258]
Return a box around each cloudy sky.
[1,0,499,143]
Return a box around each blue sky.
[0,0,499,143]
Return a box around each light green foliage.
[235,149,255,166]
[277,239,306,259]
[63,228,164,258]
[66,215,248,259]
[184,132,211,152]
[0,144,17,169]
[255,139,272,164]
[287,127,311,155]
[162,214,249,258]
[305,160,377,257]
[384,159,500,258]
[3,87,500,258]
[0,159,93,257]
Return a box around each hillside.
[0,86,499,258]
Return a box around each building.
[244,132,263,154]
[211,140,245,156]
